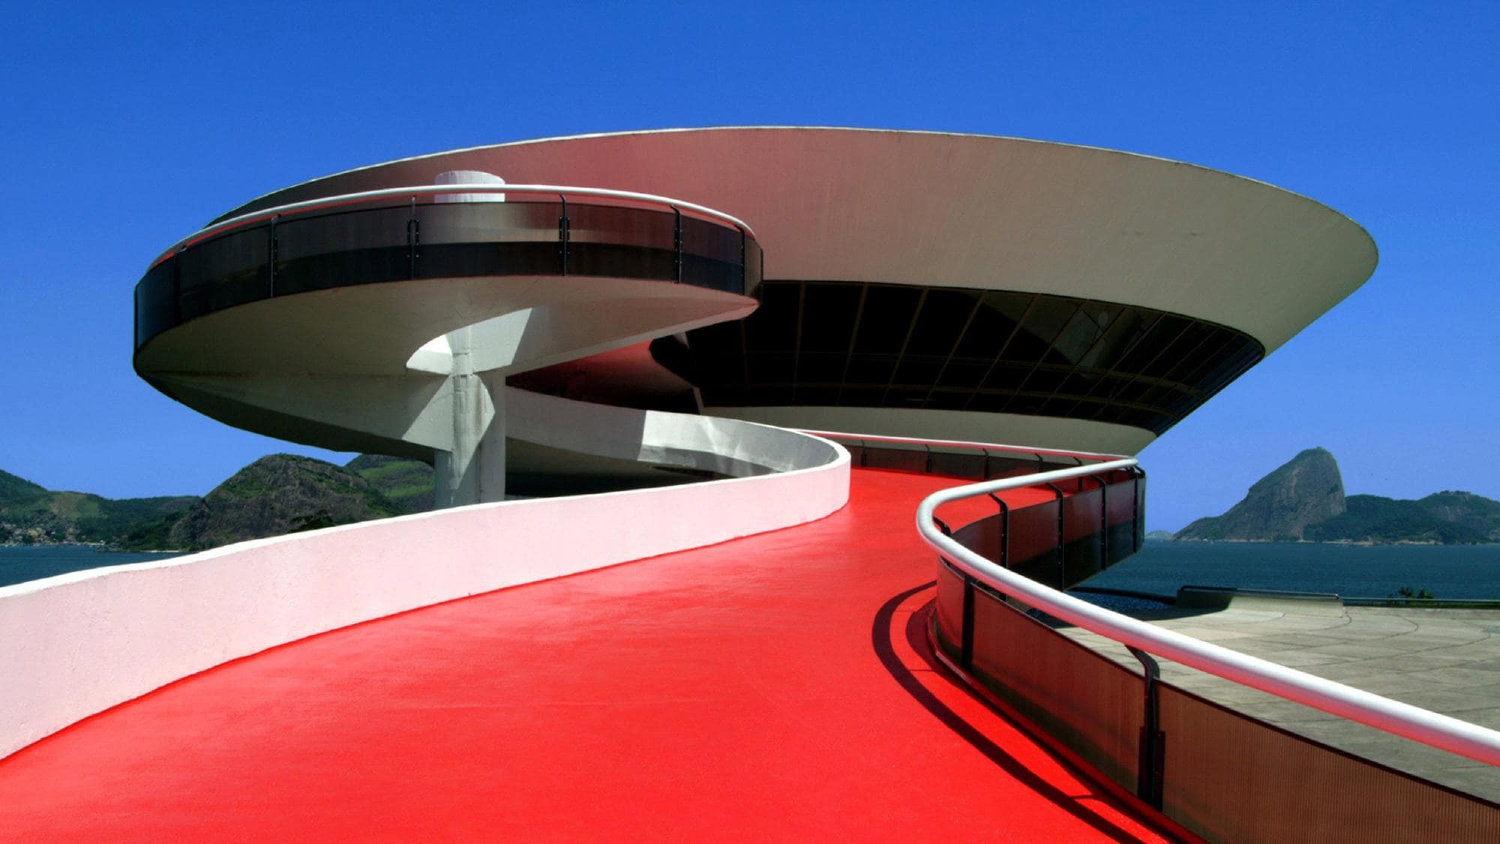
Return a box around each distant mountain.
[1177,448,1345,541]
[3,453,434,552]
[158,455,405,552]
[1303,495,1490,544]
[1178,449,1500,545]
[1417,491,1500,541]
[0,468,197,547]
[0,469,47,503]
[346,455,434,514]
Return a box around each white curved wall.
[0,420,848,761]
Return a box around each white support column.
[435,326,506,507]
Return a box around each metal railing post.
[268,214,279,296]
[1092,474,1109,568]
[987,492,1010,570]
[673,206,683,283]
[1045,482,1066,587]
[558,194,570,275]
[1128,646,1165,810]
[406,198,419,280]
[739,226,747,292]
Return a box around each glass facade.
[662,280,1264,435]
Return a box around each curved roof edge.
[211,127,1378,353]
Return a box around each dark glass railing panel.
[416,243,562,280]
[176,226,271,322]
[680,215,742,264]
[947,562,1143,790]
[1156,684,1500,839]
[568,242,676,281]
[134,198,754,352]
[134,260,177,350]
[417,201,560,245]
[568,204,675,249]
[273,205,413,294]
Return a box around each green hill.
[4,454,419,551]
[1304,495,1490,544]
[346,455,434,514]
[0,467,197,547]
[159,454,405,552]
[0,469,47,504]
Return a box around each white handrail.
[799,428,1126,463]
[916,460,1500,767]
[153,184,757,268]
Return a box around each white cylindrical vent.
[434,170,505,203]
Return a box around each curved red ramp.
[0,470,1166,840]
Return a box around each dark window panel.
[1079,306,1149,370]
[1000,296,1077,363]
[837,386,886,407]
[924,390,971,410]
[1140,322,1211,379]
[793,386,841,405]
[1056,370,1109,399]
[967,391,1015,412]
[905,289,979,357]
[798,283,863,354]
[954,290,1031,359]
[796,352,846,384]
[884,388,929,406]
[853,286,923,354]
[844,355,898,386]
[1051,308,1106,364]
[892,356,944,388]
[1019,367,1065,394]
[1115,314,1191,374]
[983,362,1033,391]
[937,360,990,389]
[744,282,800,351]
[743,385,796,405]
[1006,393,1050,415]
[745,353,795,383]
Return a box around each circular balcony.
[134,184,762,355]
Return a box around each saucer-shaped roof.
[223,127,1377,353]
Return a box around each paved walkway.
[1058,597,1500,801]
[0,470,1165,840]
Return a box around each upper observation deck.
[131,184,763,474]
[135,183,761,354]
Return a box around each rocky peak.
[1177,447,1346,541]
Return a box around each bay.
[0,546,183,589]
[1084,540,1500,601]
[5,539,1500,604]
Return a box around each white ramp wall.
[0,419,847,760]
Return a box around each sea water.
[1084,540,1500,601]
[0,546,183,589]
[4,540,1499,601]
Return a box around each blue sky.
[0,2,1494,531]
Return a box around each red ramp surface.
[0,470,1165,840]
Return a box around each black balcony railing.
[135,192,761,353]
